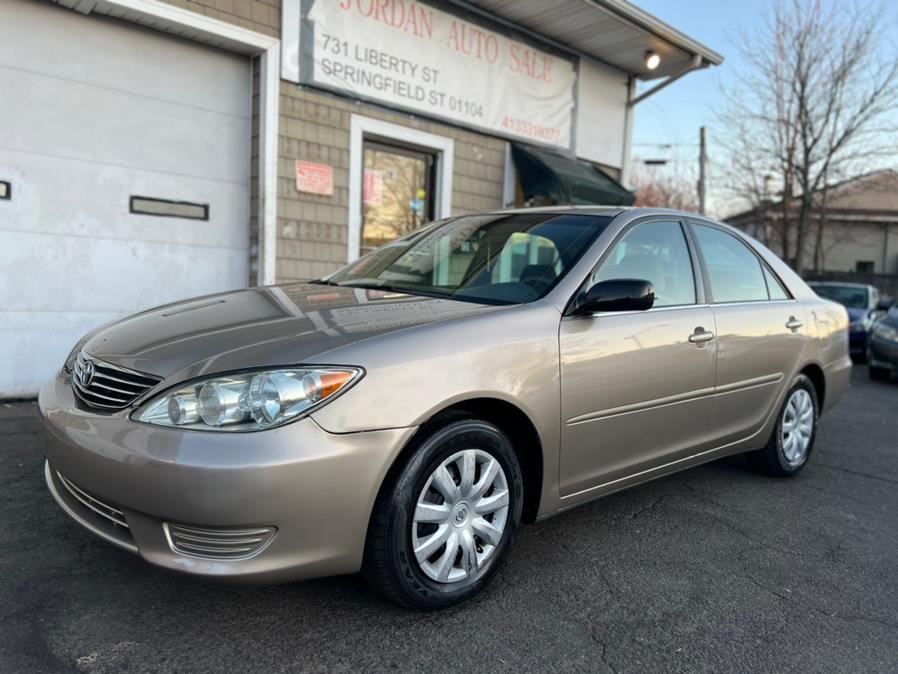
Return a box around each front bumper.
[848,330,868,354]
[869,335,898,371]
[39,373,417,583]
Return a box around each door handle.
[688,327,715,344]
[786,316,803,331]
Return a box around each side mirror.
[576,278,655,314]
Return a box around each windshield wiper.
[308,278,340,286]
[338,282,451,300]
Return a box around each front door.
[559,219,717,497]
[360,140,436,256]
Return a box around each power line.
[632,142,700,147]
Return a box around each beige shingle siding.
[277,87,506,282]
[158,0,279,37]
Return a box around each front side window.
[326,213,612,305]
[693,225,768,303]
[592,220,696,307]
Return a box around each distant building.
[728,170,898,276]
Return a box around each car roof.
[489,206,695,218]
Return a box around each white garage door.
[0,0,251,397]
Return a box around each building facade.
[0,0,719,395]
[729,170,898,278]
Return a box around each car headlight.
[133,367,363,431]
[874,323,898,342]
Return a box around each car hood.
[83,283,503,381]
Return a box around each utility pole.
[697,126,707,215]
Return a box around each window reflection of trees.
[362,147,431,254]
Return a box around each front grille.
[164,523,277,560]
[72,351,161,410]
[57,471,130,530]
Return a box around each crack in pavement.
[628,493,674,519]
[589,629,619,674]
[815,462,898,486]
[745,575,898,633]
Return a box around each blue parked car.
[808,282,884,362]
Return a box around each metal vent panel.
[164,523,277,560]
[72,351,161,410]
[56,471,130,530]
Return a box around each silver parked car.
[40,208,851,609]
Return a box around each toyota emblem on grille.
[79,359,95,387]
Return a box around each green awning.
[511,143,635,207]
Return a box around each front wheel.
[363,418,523,609]
[746,374,819,477]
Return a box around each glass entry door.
[361,140,436,255]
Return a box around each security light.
[644,51,661,70]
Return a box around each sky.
[629,0,898,217]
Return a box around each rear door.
[689,221,808,445]
[559,218,717,497]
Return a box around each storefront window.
[361,141,436,255]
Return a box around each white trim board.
[53,0,280,285]
[281,0,301,82]
[502,143,517,208]
[348,115,454,263]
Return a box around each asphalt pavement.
[2,366,897,673]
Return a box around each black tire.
[869,365,891,381]
[745,374,819,477]
[363,418,523,610]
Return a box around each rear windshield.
[325,213,612,305]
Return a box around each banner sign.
[301,0,577,149]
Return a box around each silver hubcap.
[781,388,814,464]
[412,449,510,584]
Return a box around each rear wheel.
[746,374,819,477]
[363,418,523,609]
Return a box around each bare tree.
[631,167,699,212]
[718,0,898,272]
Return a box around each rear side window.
[693,225,768,303]
[763,266,789,300]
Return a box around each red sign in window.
[363,169,383,206]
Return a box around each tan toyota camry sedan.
[40,207,851,609]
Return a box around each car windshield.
[812,284,869,309]
[324,213,612,305]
